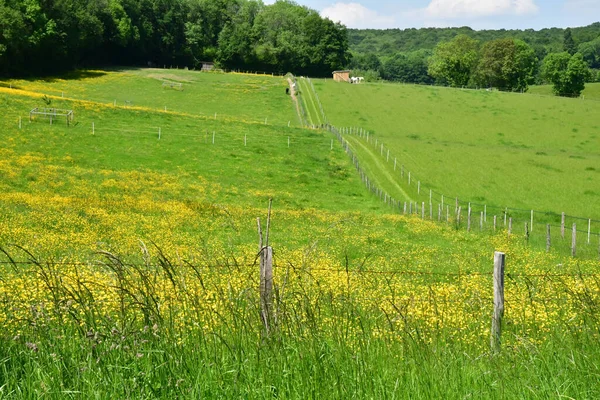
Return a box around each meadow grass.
[1,71,600,398]
[529,82,600,100]
[1,69,299,128]
[314,80,600,221]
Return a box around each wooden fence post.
[260,246,274,335]
[572,223,577,258]
[456,206,462,228]
[546,224,551,253]
[588,219,591,245]
[438,204,442,222]
[491,251,506,353]
[421,202,425,220]
[530,210,534,233]
[467,204,472,232]
[508,218,513,237]
[561,212,565,239]
[494,216,497,232]
[525,223,529,244]
[480,212,484,231]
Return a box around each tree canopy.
[0,0,350,77]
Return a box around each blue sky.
[264,0,600,30]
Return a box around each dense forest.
[0,0,349,77]
[348,23,600,93]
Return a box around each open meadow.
[315,79,600,217]
[1,70,600,398]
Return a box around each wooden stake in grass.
[421,202,425,220]
[467,204,472,232]
[572,223,577,257]
[561,212,565,239]
[480,212,484,231]
[508,218,513,237]
[546,224,551,252]
[491,251,505,353]
[525,223,529,245]
[588,219,591,245]
[530,210,534,232]
[212,132,215,144]
[403,202,407,215]
[456,207,462,228]
[438,204,442,222]
[158,127,161,140]
[494,216,497,232]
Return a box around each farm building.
[333,70,351,82]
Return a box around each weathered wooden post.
[588,219,591,245]
[438,204,442,222]
[421,202,425,220]
[561,213,565,239]
[572,223,577,257]
[467,204,472,232]
[457,206,462,228]
[493,216,497,232]
[546,224,551,252]
[491,251,506,353]
[480,212,484,231]
[403,202,407,215]
[530,210,534,233]
[525,223,529,244]
[508,218,513,237]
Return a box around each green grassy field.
[2,68,299,127]
[315,80,600,222]
[1,70,600,398]
[529,82,600,100]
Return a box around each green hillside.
[315,79,600,220]
[1,69,600,399]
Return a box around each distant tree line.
[0,0,350,77]
[349,24,599,96]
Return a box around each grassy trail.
[346,135,413,202]
[298,78,322,126]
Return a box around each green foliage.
[564,27,577,55]
[383,50,433,84]
[428,35,479,87]
[0,0,349,77]
[475,38,537,91]
[543,52,592,96]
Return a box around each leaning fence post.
[491,251,506,353]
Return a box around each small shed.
[200,62,215,72]
[333,70,351,82]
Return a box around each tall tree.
[543,52,591,97]
[475,38,537,91]
[563,28,577,55]
[428,34,479,87]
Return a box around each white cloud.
[425,0,539,19]
[321,2,397,29]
